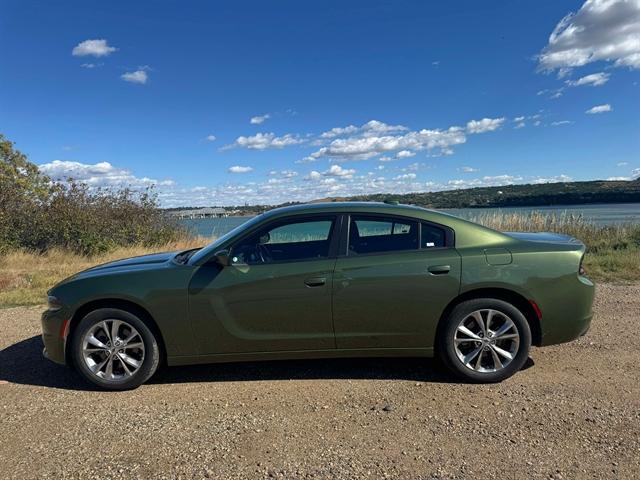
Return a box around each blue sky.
[1,0,639,206]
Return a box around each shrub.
[0,134,184,255]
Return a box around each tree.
[1,133,181,255]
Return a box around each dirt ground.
[1,283,639,479]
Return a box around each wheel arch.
[65,298,167,366]
[436,287,542,347]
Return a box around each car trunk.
[504,232,586,251]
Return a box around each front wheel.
[70,308,160,390]
[437,299,531,383]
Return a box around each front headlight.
[47,295,63,311]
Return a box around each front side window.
[232,217,335,264]
[348,216,418,255]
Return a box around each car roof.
[262,201,438,218]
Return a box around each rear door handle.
[428,265,451,275]
[304,276,326,287]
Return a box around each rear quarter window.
[421,222,447,248]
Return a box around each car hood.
[52,251,177,289]
[85,251,177,273]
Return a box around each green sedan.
[42,202,594,390]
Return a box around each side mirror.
[258,232,270,244]
[213,249,231,266]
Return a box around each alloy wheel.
[453,309,520,373]
[81,319,146,381]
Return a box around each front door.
[332,214,461,350]
[189,215,339,354]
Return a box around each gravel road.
[1,283,639,479]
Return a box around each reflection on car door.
[188,215,339,355]
[332,214,461,350]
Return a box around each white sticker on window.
[426,242,435,247]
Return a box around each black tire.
[70,308,160,390]
[437,298,531,383]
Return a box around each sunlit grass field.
[0,237,206,307]
[1,213,638,307]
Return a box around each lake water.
[180,203,640,238]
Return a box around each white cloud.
[514,122,526,129]
[585,103,612,114]
[551,120,573,126]
[320,125,359,139]
[538,0,640,72]
[319,120,407,139]
[39,160,173,188]
[607,176,631,180]
[228,165,253,174]
[404,162,424,172]
[295,155,317,164]
[447,175,525,189]
[632,168,640,178]
[458,166,479,173]
[250,114,271,125]
[514,116,526,122]
[617,161,629,166]
[396,150,416,159]
[565,72,610,87]
[395,173,417,181]
[121,70,148,84]
[205,135,217,142]
[323,165,356,177]
[228,132,303,150]
[466,117,506,134]
[538,88,565,99]
[72,39,117,57]
[306,165,356,181]
[308,126,467,162]
[531,174,572,184]
[80,63,103,69]
[304,117,507,162]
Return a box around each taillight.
[579,255,586,276]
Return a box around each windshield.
[188,214,265,265]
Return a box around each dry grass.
[1,212,639,308]
[0,237,207,307]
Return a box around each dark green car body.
[42,202,594,370]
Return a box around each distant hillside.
[317,179,640,209]
[164,179,640,212]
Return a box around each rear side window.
[421,222,446,248]
[348,216,418,255]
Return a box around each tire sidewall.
[438,298,532,383]
[71,308,160,390]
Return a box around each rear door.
[332,214,461,350]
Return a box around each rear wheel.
[437,298,531,383]
[71,308,160,390]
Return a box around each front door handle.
[304,276,326,287]
[428,265,451,275]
